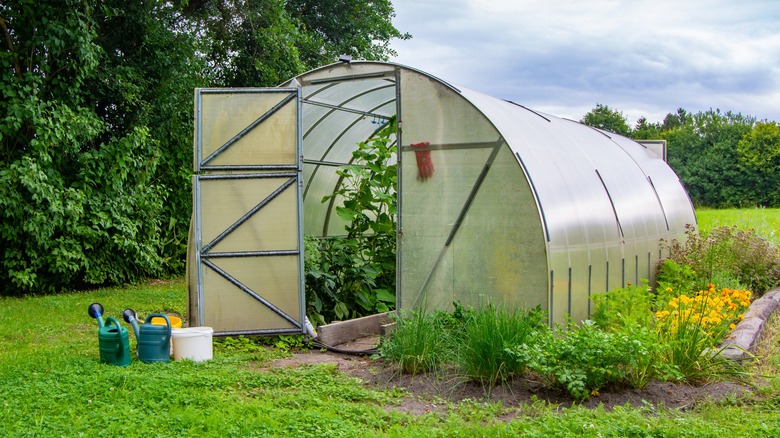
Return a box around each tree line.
[0,0,407,295]
[2,1,777,296]
[581,104,780,208]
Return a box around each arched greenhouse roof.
[282,61,696,324]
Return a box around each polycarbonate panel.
[449,144,548,310]
[398,70,546,312]
[299,77,397,236]
[197,90,297,168]
[281,61,696,327]
[199,177,298,253]
[202,256,300,332]
[458,88,695,324]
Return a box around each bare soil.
[269,348,753,416]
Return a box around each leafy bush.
[510,321,640,400]
[591,280,655,330]
[661,225,780,296]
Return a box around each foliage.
[591,280,655,330]
[3,282,780,435]
[653,284,751,383]
[661,225,780,295]
[306,120,398,324]
[181,0,408,87]
[456,304,546,387]
[380,308,448,375]
[580,103,631,136]
[510,321,642,400]
[1,0,407,296]
[0,0,180,294]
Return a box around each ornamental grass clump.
[456,304,546,388]
[380,307,449,375]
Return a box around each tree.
[0,0,171,294]
[580,104,631,136]
[0,0,408,295]
[736,121,780,206]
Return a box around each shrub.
[591,280,655,330]
[510,321,640,400]
[662,225,780,296]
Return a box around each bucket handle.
[145,313,171,343]
[105,317,124,352]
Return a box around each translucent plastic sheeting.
[281,61,696,326]
[190,88,304,335]
[398,71,549,314]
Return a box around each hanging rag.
[411,141,434,181]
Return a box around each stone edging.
[720,287,780,360]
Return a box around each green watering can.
[123,309,171,363]
[88,303,131,366]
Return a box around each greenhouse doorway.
[191,88,306,336]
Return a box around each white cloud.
[390,0,780,123]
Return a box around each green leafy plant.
[511,321,641,400]
[591,280,655,330]
[662,225,780,296]
[306,120,397,323]
[380,308,446,375]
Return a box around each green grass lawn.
[696,207,780,244]
[1,209,780,436]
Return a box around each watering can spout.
[122,308,140,339]
[88,303,105,329]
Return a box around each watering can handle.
[105,317,123,352]
[146,313,171,342]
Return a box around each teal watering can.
[123,309,171,363]
[88,303,131,366]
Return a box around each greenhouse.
[188,61,696,334]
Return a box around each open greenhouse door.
[190,88,305,336]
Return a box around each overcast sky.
[388,0,780,126]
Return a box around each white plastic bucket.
[171,327,213,362]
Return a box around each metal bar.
[296,87,307,336]
[199,87,298,95]
[549,270,555,328]
[200,165,298,172]
[595,169,625,239]
[399,141,495,152]
[201,92,296,166]
[203,250,299,258]
[202,177,296,253]
[307,71,394,85]
[515,152,551,242]
[214,328,303,337]
[647,176,671,231]
[202,259,300,327]
[197,172,297,180]
[302,98,393,120]
[194,176,205,325]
